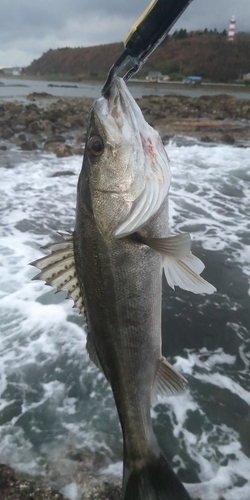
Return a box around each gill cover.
[89,77,171,237]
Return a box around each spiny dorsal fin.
[153,357,187,398]
[31,232,86,319]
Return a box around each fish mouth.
[94,77,142,144]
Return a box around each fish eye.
[87,135,104,156]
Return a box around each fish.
[31,77,216,500]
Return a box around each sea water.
[0,137,249,500]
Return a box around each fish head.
[79,77,171,237]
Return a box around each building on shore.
[146,71,170,82]
[228,15,236,41]
[182,76,202,84]
[0,67,22,76]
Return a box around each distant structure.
[146,71,163,81]
[146,71,170,82]
[0,66,22,76]
[228,15,236,41]
[182,76,202,84]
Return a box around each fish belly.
[74,212,162,459]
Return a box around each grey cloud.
[0,0,249,67]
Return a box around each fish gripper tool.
[101,0,193,98]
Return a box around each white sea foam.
[0,143,250,499]
[167,141,250,279]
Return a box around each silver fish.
[31,77,215,500]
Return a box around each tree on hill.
[24,32,250,83]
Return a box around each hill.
[25,31,250,83]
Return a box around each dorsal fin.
[31,232,86,319]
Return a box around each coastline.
[0,89,250,500]
[0,92,250,160]
[0,463,121,500]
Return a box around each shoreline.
[0,463,121,500]
[0,93,249,159]
[1,73,250,93]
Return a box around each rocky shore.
[0,464,121,500]
[0,92,250,162]
[0,91,249,499]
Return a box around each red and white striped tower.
[228,15,236,41]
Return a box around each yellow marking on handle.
[124,0,158,47]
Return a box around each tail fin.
[123,453,191,500]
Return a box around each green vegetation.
[155,60,180,75]
[24,31,250,84]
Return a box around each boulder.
[21,140,38,150]
[0,464,66,500]
[45,134,65,145]
[14,133,27,146]
[28,120,42,134]
[44,142,73,157]
[1,128,14,139]
[221,134,235,145]
[51,171,75,177]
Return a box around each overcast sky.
[1,0,249,68]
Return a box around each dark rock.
[45,134,66,145]
[27,92,54,100]
[51,171,75,177]
[0,464,66,500]
[0,462,122,500]
[44,142,72,157]
[1,128,14,139]
[28,120,41,134]
[72,147,84,155]
[40,120,55,134]
[82,482,121,500]
[0,94,249,150]
[2,163,15,169]
[12,124,26,133]
[48,84,78,88]
[0,145,7,150]
[20,140,38,150]
[15,133,27,145]
[201,135,213,142]
[221,134,235,145]
[160,133,173,143]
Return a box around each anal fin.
[30,232,86,319]
[153,357,187,398]
[86,334,105,375]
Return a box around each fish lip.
[94,77,138,134]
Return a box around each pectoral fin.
[113,182,167,237]
[113,139,171,237]
[140,233,191,258]
[30,232,86,318]
[140,233,216,294]
[163,255,216,294]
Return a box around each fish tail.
[123,452,191,500]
